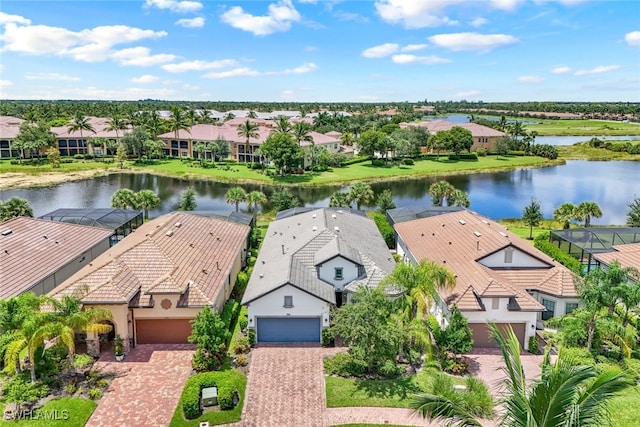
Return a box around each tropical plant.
[329,191,352,208]
[260,132,303,175]
[105,113,128,140]
[179,187,197,211]
[113,334,123,356]
[225,187,247,212]
[348,182,374,210]
[237,120,259,163]
[188,307,229,371]
[627,195,640,226]
[270,187,301,212]
[412,323,631,427]
[116,143,128,168]
[111,188,138,210]
[429,180,455,206]
[576,201,603,227]
[449,189,470,208]
[273,115,292,134]
[13,121,56,161]
[0,197,34,221]
[376,189,396,212]
[168,106,191,142]
[553,202,577,229]
[135,189,160,219]
[193,142,206,166]
[246,190,267,213]
[522,197,544,239]
[292,121,313,147]
[67,112,96,147]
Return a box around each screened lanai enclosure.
[550,227,640,272]
[40,208,143,246]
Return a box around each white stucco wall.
[478,247,549,268]
[528,291,582,328]
[317,256,359,290]
[246,284,331,330]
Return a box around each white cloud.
[220,0,301,36]
[144,0,203,13]
[24,72,80,81]
[0,11,31,25]
[162,59,238,73]
[130,74,160,83]
[391,54,450,64]
[489,0,525,11]
[203,67,261,79]
[0,80,13,87]
[452,89,481,99]
[176,17,205,28]
[517,75,544,83]
[374,0,461,28]
[334,10,369,23]
[470,17,488,28]
[625,31,640,47]
[111,47,176,66]
[552,66,571,74]
[182,83,200,90]
[362,43,399,58]
[428,32,518,52]
[574,65,620,76]
[281,62,317,74]
[400,44,427,52]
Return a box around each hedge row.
[341,155,370,166]
[221,300,241,336]
[534,234,583,274]
[180,370,246,419]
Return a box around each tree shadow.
[353,376,421,400]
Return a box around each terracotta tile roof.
[0,217,113,299]
[0,116,25,139]
[49,213,250,307]
[402,120,506,138]
[395,210,578,312]
[594,242,640,273]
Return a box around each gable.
[478,245,551,269]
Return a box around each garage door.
[256,317,321,343]
[136,319,192,344]
[469,323,526,348]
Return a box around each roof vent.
[175,222,182,228]
[334,226,340,232]
[459,220,466,225]
[166,230,174,237]
[312,214,317,218]
[259,273,264,279]
[482,220,490,225]
[332,214,337,219]
[312,226,318,231]
[337,210,343,214]
[473,231,482,237]
[1,229,12,236]
[499,231,508,237]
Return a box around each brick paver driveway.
[86,344,194,427]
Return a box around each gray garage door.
[256,317,321,343]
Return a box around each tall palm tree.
[428,180,455,206]
[273,116,292,134]
[67,112,96,152]
[237,120,259,163]
[449,189,470,208]
[106,114,128,141]
[329,192,352,208]
[292,122,313,147]
[340,131,355,146]
[412,323,630,427]
[135,189,160,219]
[577,201,603,227]
[143,110,165,138]
[348,182,374,210]
[553,202,577,229]
[246,190,267,213]
[168,106,191,142]
[111,188,138,210]
[225,187,247,212]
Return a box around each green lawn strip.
[169,369,247,427]
[526,119,640,136]
[608,384,640,427]
[325,368,464,408]
[0,397,96,427]
[0,160,109,174]
[557,144,640,161]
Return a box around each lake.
[1,161,637,225]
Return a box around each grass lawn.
[557,143,640,161]
[325,368,464,408]
[526,119,640,136]
[498,219,561,241]
[0,159,109,174]
[0,397,96,427]
[141,155,556,186]
[609,385,640,427]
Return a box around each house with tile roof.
[394,209,580,350]
[242,208,395,343]
[593,242,640,280]
[48,212,251,355]
[401,120,506,152]
[1,217,113,300]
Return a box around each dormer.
[313,238,364,290]
[477,243,552,269]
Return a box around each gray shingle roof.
[242,208,394,304]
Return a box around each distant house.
[0,217,112,299]
[395,209,580,350]
[242,208,395,343]
[48,212,251,355]
[593,242,640,281]
[0,116,24,159]
[401,120,506,152]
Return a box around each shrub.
[73,353,94,369]
[371,159,385,167]
[239,316,248,331]
[370,212,395,249]
[234,337,251,354]
[321,329,333,347]
[323,353,368,377]
[402,158,414,165]
[88,388,103,400]
[342,156,369,166]
[64,383,76,395]
[179,370,245,419]
[234,354,248,367]
[84,154,94,160]
[221,300,241,333]
[448,154,460,160]
[96,379,109,389]
[560,347,595,367]
[476,147,487,156]
[528,335,540,354]
[247,329,256,345]
[508,150,526,156]
[534,237,583,274]
[441,355,469,375]
[463,376,494,419]
[218,387,238,410]
[378,360,403,378]
[458,153,478,160]
[74,154,85,159]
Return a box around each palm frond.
[411,392,483,427]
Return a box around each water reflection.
[0,161,637,225]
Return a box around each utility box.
[201,387,218,407]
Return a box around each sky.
[0,0,639,103]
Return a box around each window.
[334,267,343,280]
[283,295,293,308]
[492,298,499,310]
[565,302,579,315]
[504,247,514,264]
[541,298,556,321]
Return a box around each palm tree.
[523,197,544,240]
[412,323,630,427]
[340,131,355,146]
[237,120,259,163]
[106,114,128,141]
[225,187,247,212]
[292,122,312,147]
[179,187,197,211]
[135,189,160,219]
[576,201,603,227]
[67,112,96,151]
[329,192,352,208]
[246,190,267,213]
[143,110,164,138]
[348,182,374,210]
[553,202,577,229]
[448,189,470,208]
[273,116,292,134]
[168,106,191,142]
[4,310,56,382]
[428,180,454,206]
[0,197,34,221]
[111,188,138,210]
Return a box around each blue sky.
[0,0,638,102]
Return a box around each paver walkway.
[467,348,547,394]
[86,344,195,427]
